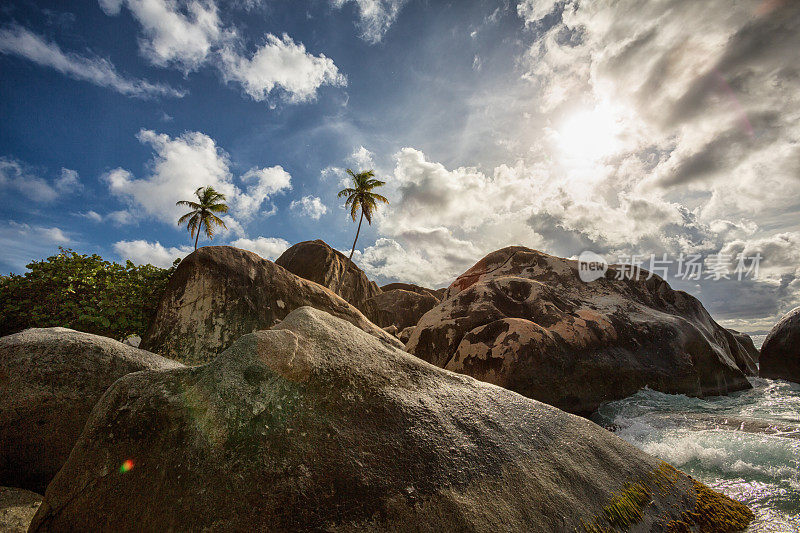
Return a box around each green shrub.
[0,248,178,340]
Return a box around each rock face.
[141,246,401,364]
[276,240,381,309]
[0,328,182,493]
[0,487,42,533]
[398,326,416,345]
[381,283,444,302]
[407,246,754,415]
[362,289,440,330]
[728,329,760,369]
[30,308,752,533]
[760,307,800,383]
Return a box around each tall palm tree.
[336,169,388,292]
[176,186,229,250]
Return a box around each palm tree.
[176,186,229,250]
[336,169,388,292]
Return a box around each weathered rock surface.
[276,239,381,309]
[141,246,401,364]
[727,329,760,370]
[362,289,440,330]
[398,326,416,345]
[381,283,444,302]
[760,306,800,383]
[0,328,182,493]
[407,246,754,415]
[30,308,751,533]
[0,487,42,533]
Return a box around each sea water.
[593,337,799,532]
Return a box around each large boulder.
[760,306,800,383]
[381,283,444,301]
[362,289,440,330]
[398,325,416,345]
[407,246,754,415]
[0,487,42,533]
[727,329,760,370]
[141,246,401,364]
[276,239,381,309]
[30,308,752,532]
[0,328,182,493]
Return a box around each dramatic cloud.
[104,129,291,229]
[290,195,327,220]
[219,34,346,103]
[229,236,290,260]
[113,239,192,267]
[350,140,798,331]
[516,0,800,218]
[0,25,184,98]
[330,0,408,43]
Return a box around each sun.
[554,103,623,166]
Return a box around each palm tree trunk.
[337,210,364,294]
[194,227,200,250]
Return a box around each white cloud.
[78,209,135,226]
[81,210,104,223]
[321,146,379,192]
[219,34,346,103]
[100,1,346,104]
[104,129,291,232]
[113,240,192,268]
[290,195,328,220]
[348,145,375,170]
[98,0,123,15]
[0,157,58,202]
[0,25,185,98]
[236,166,292,218]
[229,236,290,260]
[104,0,223,72]
[517,0,560,26]
[0,159,83,202]
[55,168,81,193]
[0,222,70,272]
[330,0,408,43]
[107,210,135,226]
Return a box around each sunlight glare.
[555,103,623,166]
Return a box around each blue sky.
[2,0,800,332]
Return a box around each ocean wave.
[596,377,800,530]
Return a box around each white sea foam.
[594,377,800,532]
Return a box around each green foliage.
[0,248,178,340]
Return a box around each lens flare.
[119,459,134,473]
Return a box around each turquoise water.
[594,374,800,532]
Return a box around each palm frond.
[177,185,230,245]
[208,213,228,229]
[206,202,229,213]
